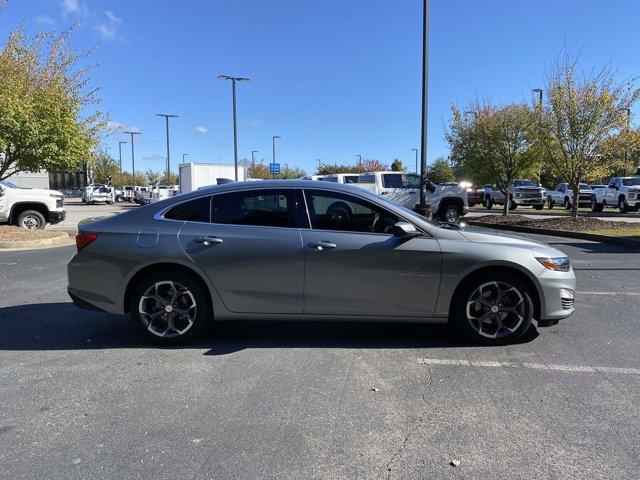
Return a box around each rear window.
[164,196,211,222]
[382,174,403,188]
[344,176,359,184]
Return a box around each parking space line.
[417,358,640,376]
[579,291,640,296]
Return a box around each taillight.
[76,232,97,252]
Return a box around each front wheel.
[441,203,461,224]
[564,197,572,210]
[591,197,603,213]
[17,210,46,230]
[547,197,555,209]
[130,272,211,345]
[452,272,534,345]
[485,197,493,210]
[619,198,628,214]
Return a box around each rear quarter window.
[164,196,211,222]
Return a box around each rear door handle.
[194,236,223,245]
[308,241,336,250]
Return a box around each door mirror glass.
[393,221,419,237]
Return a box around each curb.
[466,221,640,250]
[0,231,73,250]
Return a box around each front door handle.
[194,236,223,245]
[308,241,337,250]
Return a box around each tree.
[427,157,454,183]
[163,172,179,185]
[245,159,270,179]
[391,159,404,171]
[316,163,357,175]
[145,169,161,185]
[354,159,388,173]
[447,102,540,215]
[0,26,103,181]
[90,149,119,184]
[280,167,307,179]
[535,49,640,217]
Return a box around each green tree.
[391,159,404,171]
[535,49,640,217]
[280,167,307,179]
[355,159,388,173]
[427,157,454,183]
[163,172,179,185]
[145,169,161,185]
[90,149,119,184]
[0,26,103,181]
[246,159,270,179]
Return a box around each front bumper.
[537,268,576,320]
[514,198,545,206]
[49,209,66,224]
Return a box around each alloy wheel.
[21,214,42,229]
[138,281,197,338]
[444,205,460,223]
[465,281,525,339]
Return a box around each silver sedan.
[67,180,575,345]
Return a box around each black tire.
[451,271,534,346]
[547,197,554,209]
[533,205,544,210]
[130,271,211,345]
[16,210,46,230]
[618,197,628,214]
[441,203,462,224]
[509,199,517,210]
[485,196,493,210]
[563,197,571,210]
[591,197,603,213]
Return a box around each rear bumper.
[49,210,66,224]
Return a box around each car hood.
[513,186,544,191]
[458,227,565,256]
[9,187,62,197]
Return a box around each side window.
[211,189,306,228]
[608,179,617,188]
[164,196,211,222]
[344,175,359,184]
[403,174,421,188]
[358,175,375,184]
[304,189,400,234]
[382,174,403,188]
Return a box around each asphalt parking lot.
[1,235,639,479]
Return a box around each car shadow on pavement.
[0,302,539,353]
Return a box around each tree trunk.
[502,188,510,216]
[571,184,579,219]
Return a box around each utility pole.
[118,141,127,179]
[272,136,282,179]
[621,107,631,176]
[412,148,418,174]
[532,88,543,106]
[218,75,250,181]
[156,113,178,183]
[182,153,189,163]
[123,131,141,185]
[251,150,258,164]
[416,0,431,217]
[356,154,362,168]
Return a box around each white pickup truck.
[546,182,593,210]
[591,176,640,213]
[0,179,66,229]
[483,179,546,210]
[351,171,469,223]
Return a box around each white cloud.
[105,121,139,133]
[194,126,208,134]
[36,15,56,26]
[104,10,122,23]
[247,119,261,128]
[142,153,164,161]
[94,23,117,40]
[62,0,80,14]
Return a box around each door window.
[211,189,307,228]
[164,196,212,222]
[304,189,399,234]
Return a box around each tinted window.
[320,176,338,182]
[382,174,403,188]
[403,174,421,188]
[359,175,375,184]
[622,178,640,186]
[304,189,399,234]
[344,175,359,184]
[211,189,305,228]
[164,196,211,222]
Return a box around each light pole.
[356,154,363,167]
[412,148,418,174]
[272,135,282,179]
[251,150,258,164]
[620,107,632,176]
[532,88,543,106]
[316,159,322,171]
[123,131,141,185]
[156,114,178,182]
[182,153,189,163]
[118,141,127,179]
[416,0,431,217]
[218,75,250,181]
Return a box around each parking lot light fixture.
[123,131,141,185]
[182,153,189,163]
[532,88,543,106]
[118,141,127,178]
[156,114,178,182]
[218,75,250,181]
[272,136,282,179]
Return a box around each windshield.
[579,183,591,189]
[513,180,536,187]
[622,177,640,186]
[0,179,20,189]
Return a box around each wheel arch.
[123,262,214,316]
[436,196,464,217]
[447,265,542,321]
[9,202,50,224]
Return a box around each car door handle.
[308,241,337,250]
[194,236,223,245]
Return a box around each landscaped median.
[0,226,73,250]
[465,215,640,250]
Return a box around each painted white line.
[418,358,640,376]
[579,291,640,296]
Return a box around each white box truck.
[179,163,246,194]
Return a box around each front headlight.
[50,193,63,198]
[536,256,571,271]
[514,192,522,198]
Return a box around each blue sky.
[2,0,639,175]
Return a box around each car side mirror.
[424,180,436,193]
[0,188,4,197]
[393,221,419,238]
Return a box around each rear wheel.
[618,197,628,214]
[591,197,603,213]
[452,272,533,345]
[130,272,211,345]
[441,203,461,224]
[547,197,555,209]
[485,197,493,210]
[16,210,46,230]
[564,197,571,210]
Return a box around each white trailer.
[179,163,245,194]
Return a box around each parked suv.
[0,179,66,229]
[484,180,545,210]
[547,183,593,210]
[591,176,640,213]
[352,171,468,223]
